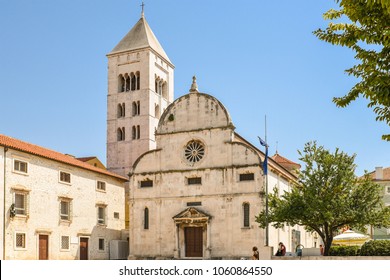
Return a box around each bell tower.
[106,12,174,177]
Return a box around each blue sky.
[1,0,389,176]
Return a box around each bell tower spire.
[106,10,175,177]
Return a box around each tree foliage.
[255,142,390,256]
[314,0,390,140]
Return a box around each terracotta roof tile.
[367,167,390,181]
[271,153,301,168]
[0,134,127,181]
[76,156,97,162]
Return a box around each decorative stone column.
[205,222,212,259]
[174,223,180,259]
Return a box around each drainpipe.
[3,146,8,260]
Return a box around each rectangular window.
[188,177,202,185]
[144,208,149,230]
[187,202,202,206]
[15,233,26,249]
[61,236,70,250]
[60,171,71,183]
[97,206,106,225]
[243,203,250,228]
[114,212,119,219]
[60,200,71,221]
[14,159,28,174]
[386,186,390,194]
[97,181,106,191]
[140,180,153,188]
[240,173,254,181]
[98,238,105,251]
[14,193,27,215]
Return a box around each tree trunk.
[324,237,333,256]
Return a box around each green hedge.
[329,246,360,256]
[360,240,390,256]
[329,240,390,256]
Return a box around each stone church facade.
[127,79,314,259]
[107,13,316,259]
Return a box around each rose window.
[185,141,205,163]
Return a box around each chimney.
[375,167,383,180]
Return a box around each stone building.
[127,78,315,259]
[106,13,174,229]
[0,134,127,260]
[105,13,316,259]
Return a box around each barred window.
[243,203,250,227]
[15,233,26,248]
[14,160,28,174]
[60,171,71,183]
[188,177,202,185]
[61,236,70,250]
[240,173,254,181]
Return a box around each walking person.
[320,244,324,256]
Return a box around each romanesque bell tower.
[106,11,174,178]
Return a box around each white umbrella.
[332,230,370,246]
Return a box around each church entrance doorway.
[185,227,203,257]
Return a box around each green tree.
[255,142,390,256]
[314,0,390,140]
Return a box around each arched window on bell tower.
[155,104,160,118]
[117,104,122,118]
[118,74,125,93]
[117,103,125,118]
[162,81,168,99]
[117,127,125,141]
[136,71,140,90]
[132,101,140,116]
[131,73,136,91]
[132,126,137,140]
[125,74,130,91]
